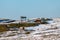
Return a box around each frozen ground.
[0,18,60,40]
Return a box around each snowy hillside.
[0,18,60,40]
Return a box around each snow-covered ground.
[0,18,60,40]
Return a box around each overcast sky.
[0,0,60,19]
